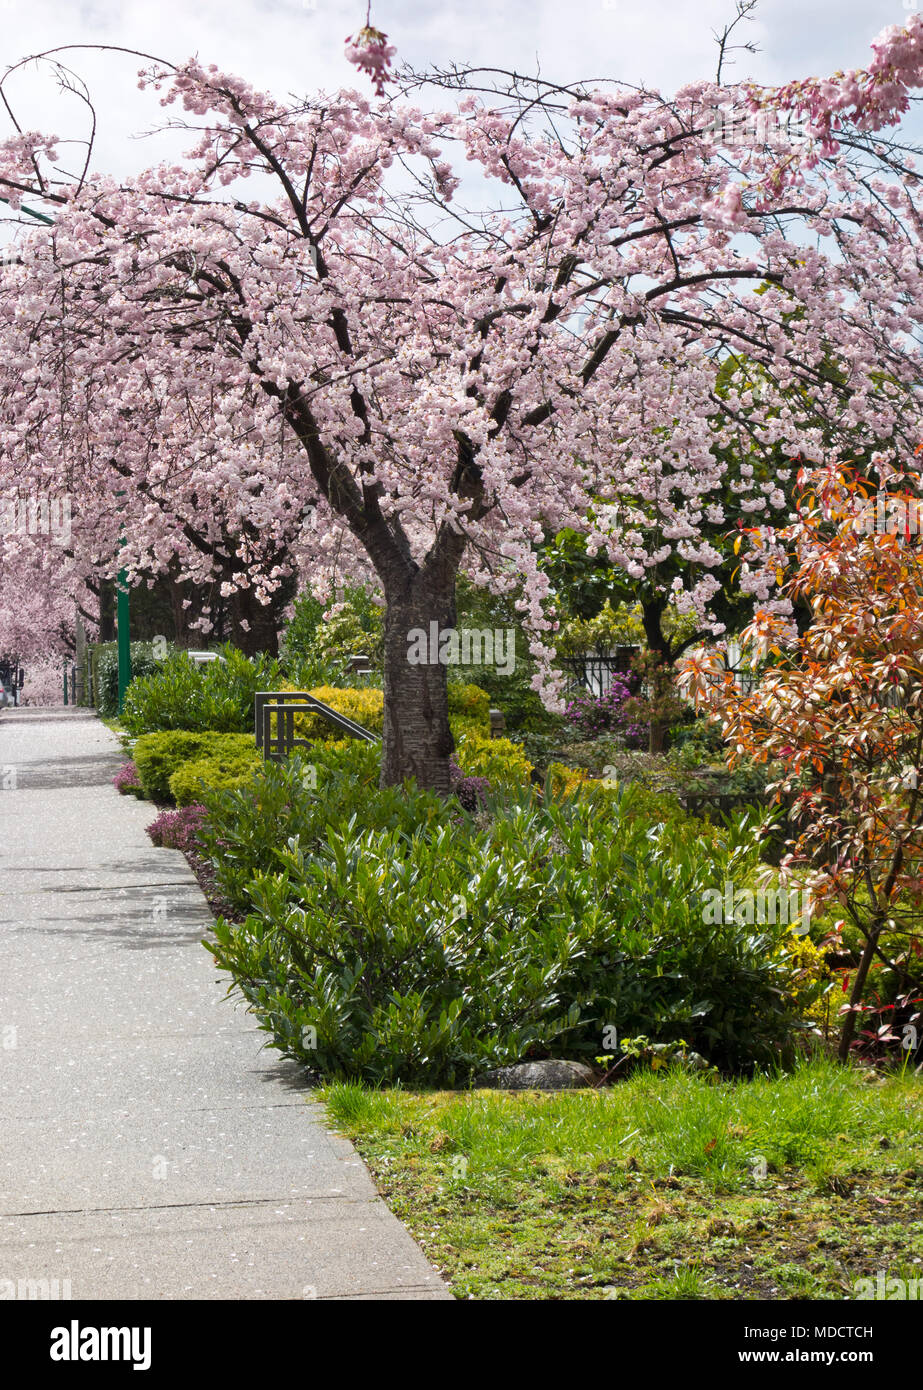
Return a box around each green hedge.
[281,585,384,677]
[89,640,174,717]
[202,762,822,1084]
[122,646,281,735]
[133,730,258,802]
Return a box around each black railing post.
[254,691,381,762]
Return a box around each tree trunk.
[162,567,222,650]
[226,572,297,657]
[381,568,457,792]
[649,719,668,755]
[837,923,881,1061]
[641,597,673,756]
[74,613,87,706]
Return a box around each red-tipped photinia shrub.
[680,459,923,1060]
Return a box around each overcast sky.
[0,0,917,176]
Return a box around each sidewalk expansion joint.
[3,1195,378,1219]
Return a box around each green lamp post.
[116,569,131,714]
[115,494,131,714]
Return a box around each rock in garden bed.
[475,1059,596,1090]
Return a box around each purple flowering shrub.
[449,756,493,812]
[113,761,143,796]
[146,804,208,854]
[564,676,648,745]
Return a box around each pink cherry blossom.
[0,20,919,784]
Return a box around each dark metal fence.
[558,647,639,697]
[560,644,760,697]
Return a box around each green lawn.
[322,1057,923,1300]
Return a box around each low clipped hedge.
[133,730,258,802]
[170,750,262,806]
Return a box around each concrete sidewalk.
[0,709,450,1300]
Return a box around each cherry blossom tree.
[0,526,83,659]
[2,18,923,787]
[20,653,69,706]
[0,316,328,654]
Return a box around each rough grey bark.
[380,567,457,793]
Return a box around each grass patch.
[320,1057,923,1300]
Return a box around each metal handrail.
[255,690,381,761]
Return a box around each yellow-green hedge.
[169,749,262,806]
[447,682,491,724]
[283,684,384,739]
[454,733,533,788]
[546,761,594,800]
[451,714,490,741]
[280,682,492,742]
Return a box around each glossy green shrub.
[205,783,816,1082]
[210,822,581,1086]
[122,646,281,735]
[196,745,444,912]
[546,767,720,840]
